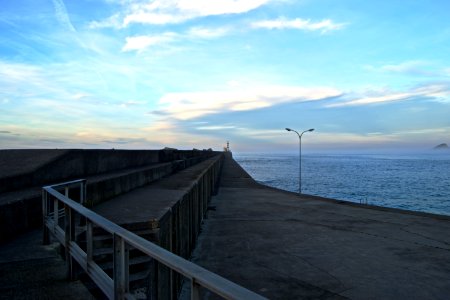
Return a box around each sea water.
[234,153,450,216]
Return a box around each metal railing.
[42,179,266,300]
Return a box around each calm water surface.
[234,153,450,216]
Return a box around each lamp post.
[285,128,314,194]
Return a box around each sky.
[1,0,450,153]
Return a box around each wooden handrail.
[42,156,266,300]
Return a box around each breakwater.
[0,149,219,244]
[2,149,450,299]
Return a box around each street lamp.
[285,127,314,194]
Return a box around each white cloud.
[89,13,122,29]
[122,32,177,52]
[187,26,231,38]
[196,125,237,130]
[94,0,272,28]
[327,84,450,107]
[123,11,187,26]
[122,26,230,52]
[251,17,345,32]
[157,85,342,120]
[175,0,271,16]
[72,93,89,100]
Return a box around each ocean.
[234,153,450,216]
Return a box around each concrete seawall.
[0,149,219,244]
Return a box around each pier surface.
[0,229,92,299]
[190,155,450,299]
[1,150,450,299]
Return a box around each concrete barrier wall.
[0,149,217,194]
[0,149,219,244]
[86,162,175,207]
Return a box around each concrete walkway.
[190,155,450,300]
[0,229,93,299]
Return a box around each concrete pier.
[190,154,450,299]
[1,149,450,299]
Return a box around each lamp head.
[285,128,292,131]
[308,128,315,132]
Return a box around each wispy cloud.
[92,0,273,28]
[72,93,89,101]
[196,125,237,131]
[0,61,41,82]
[328,84,450,107]
[122,26,230,52]
[157,85,342,120]
[310,132,398,144]
[146,110,170,116]
[118,100,146,108]
[0,59,157,143]
[363,61,450,82]
[52,0,76,32]
[392,127,450,136]
[379,61,429,74]
[251,17,345,33]
[102,137,150,144]
[364,60,442,77]
[141,119,226,147]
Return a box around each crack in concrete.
[283,251,347,292]
[399,226,450,247]
[317,209,410,227]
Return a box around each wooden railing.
[42,165,266,300]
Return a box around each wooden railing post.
[54,197,59,231]
[80,179,86,206]
[64,204,76,280]
[191,279,200,300]
[114,234,129,299]
[86,220,93,270]
[42,190,50,245]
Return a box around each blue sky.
[1,0,450,153]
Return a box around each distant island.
[434,143,449,150]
